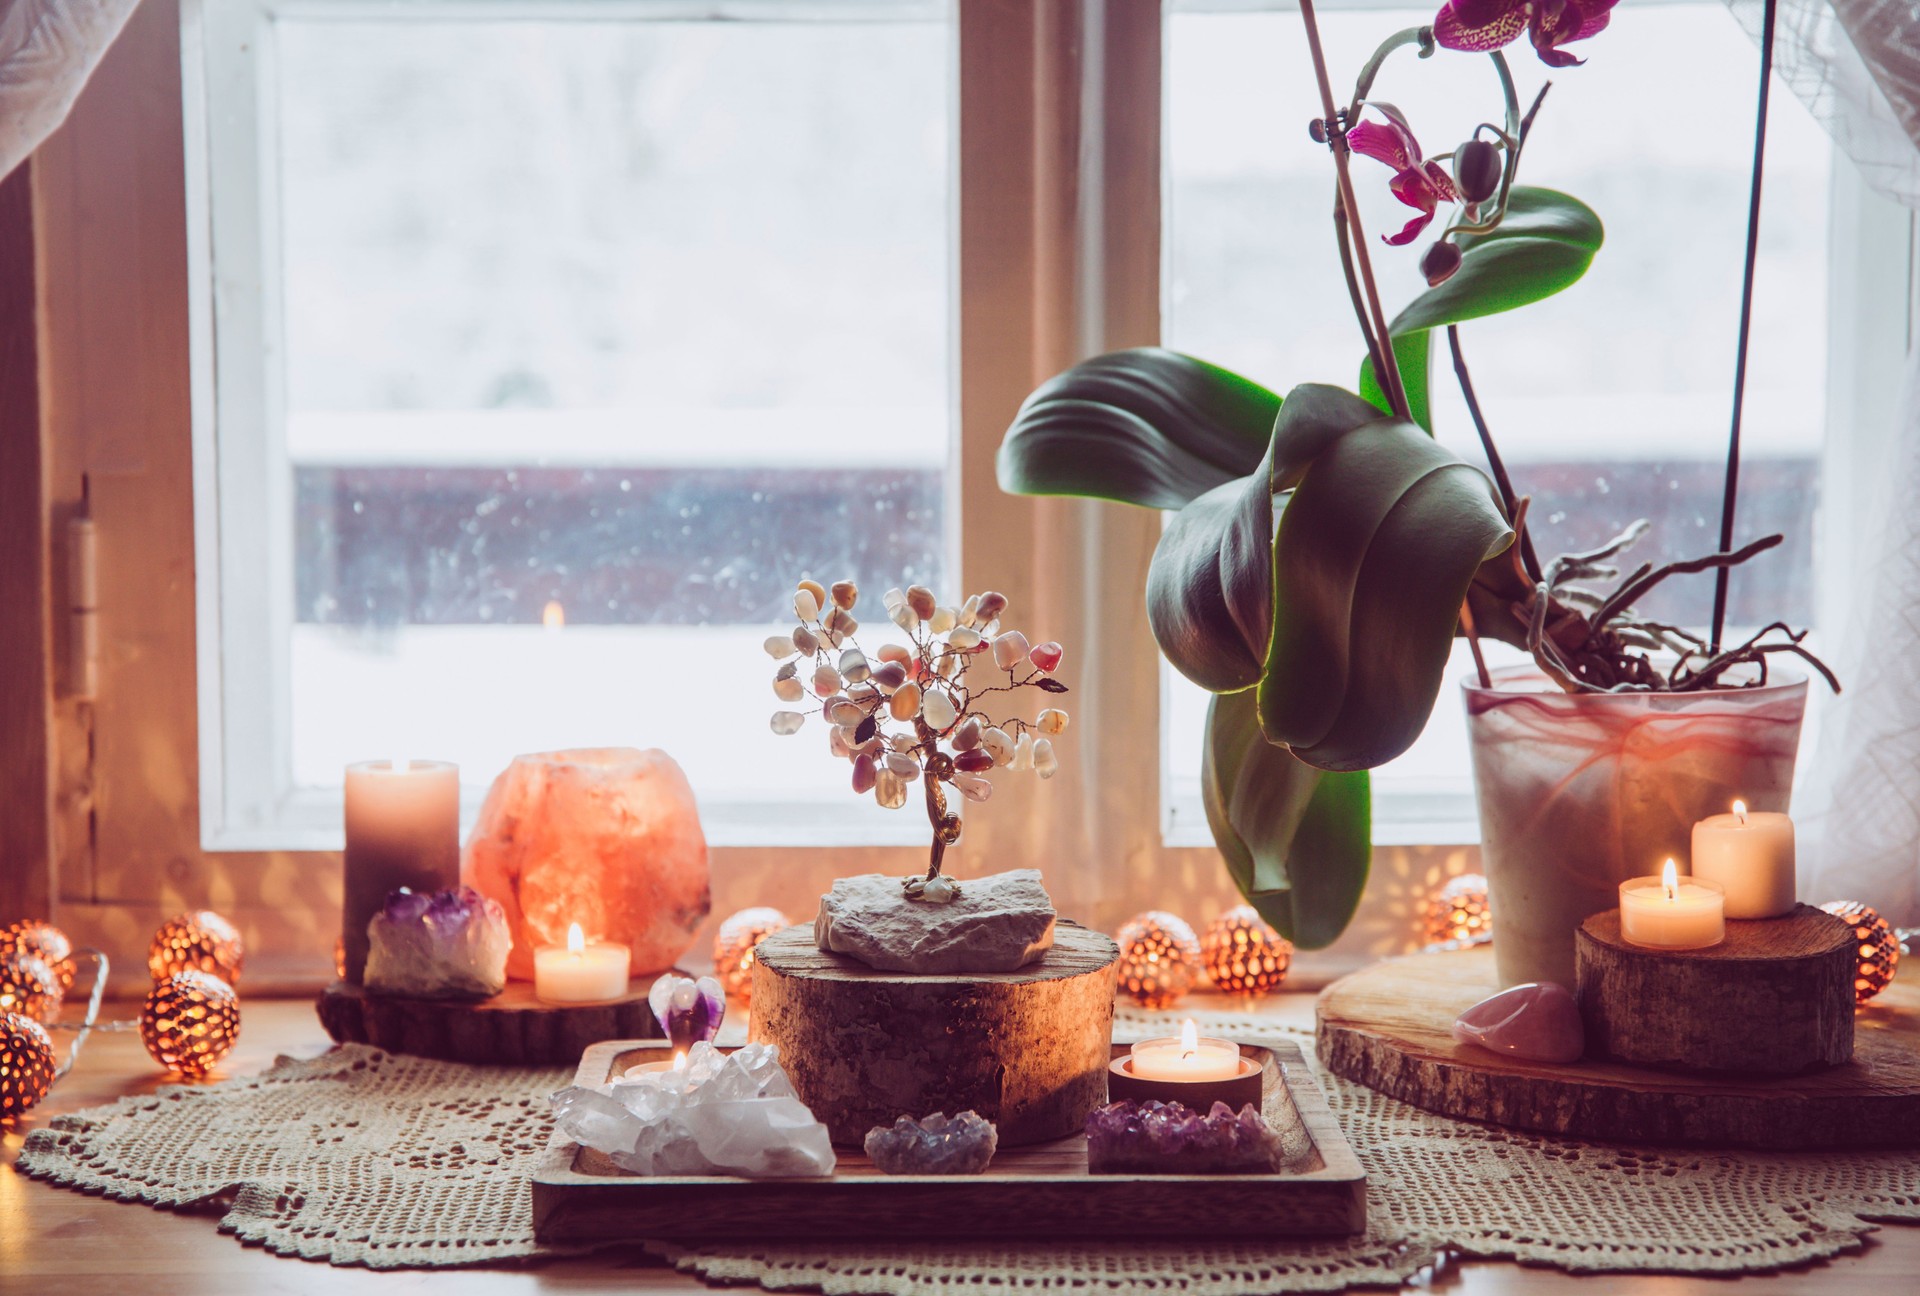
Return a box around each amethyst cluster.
[364,886,510,999]
[1085,1099,1293,1175]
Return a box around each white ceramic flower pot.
[1464,665,1807,989]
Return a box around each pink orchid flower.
[1432,0,1618,68]
[1346,113,1460,246]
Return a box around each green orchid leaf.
[1202,687,1371,949]
[997,347,1281,510]
[1357,330,1433,432]
[1357,188,1603,436]
[1390,186,1604,337]
[1146,385,1387,693]
[1259,417,1515,770]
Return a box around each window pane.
[251,13,951,831]
[1164,4,1830,827]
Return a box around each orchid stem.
[1336,201,1389,392]
[1448,324,1540,580]
[1299,0,1411,422]
[1711,0,1777,654]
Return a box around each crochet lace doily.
[18,1008,1920,1290]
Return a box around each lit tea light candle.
[1619,860,1725,950]
[1127,1020,1243,1082]
[1690,799,1796,919]
[534,922,632,1003]
[342,757,460,984]
[1108,1018,1264,1109]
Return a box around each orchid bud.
[1420,239,1462,286]
[1454,139,1502,205]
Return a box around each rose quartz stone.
[1451,981,1584,1064]
[463,748,711,981]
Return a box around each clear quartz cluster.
[550,1041,836,1178]
[363,886,510,999]
[863,1110,998,1175]
[1084,1099,1307,1176]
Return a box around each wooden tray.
[1318,946,1920,1149]
[532,1036,1366,1242]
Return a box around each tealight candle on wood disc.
[1619,860,1725,951]
[534,923,631,1003]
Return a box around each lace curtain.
[0,1,140,180]
[1722,1,1920,921]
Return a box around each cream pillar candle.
[1618,860,1725,951]
[1690,799,1796,918]
[342,758,460,984]
[534,922,632,1002]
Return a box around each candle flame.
[566,922,585,954]
[1178,1018,1199,1059]
[1662,859,1679,901]
[672,1050,688,1071]
[1733,799,1748,824]
[392,756,410,774]
[543,600,565,630]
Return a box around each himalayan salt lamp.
[463,748,711,981]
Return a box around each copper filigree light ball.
[1202,905,1293,998]
[712,907,791,1004]
[1821,901,1901,1003]
[1423,873,1493,948]
[0,920,74,992]
[141,971,241,1076]
[0,1011,56,1121]
[0,954,62,1023]
[1114,911,1203,1008]
[148,910,245,984]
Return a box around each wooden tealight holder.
[1575,903,1856,1075]
[1106,1052,1265,1110]
[752,922,1119,1147]
[318,979,665,1065]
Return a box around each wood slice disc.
[317,979,664,1065]
[1576,904,1855,1074]
[1316,946,1920,1150]
[751,921,1119,1148]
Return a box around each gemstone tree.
[766,580,1069,895]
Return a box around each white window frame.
[186,0,967,850]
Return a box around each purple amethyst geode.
[648,972,725,1050]
[1085,1099,1305,1175]
[364,885,510,999]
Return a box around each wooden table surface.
[4,995,1916,1295]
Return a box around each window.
[1161,1,1889,844]
[192,1,953,847]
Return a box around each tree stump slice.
[1316,946,1920,1150]
[317,979,664,1065]
[1576,904,1855,1074]
[751,921,1119,1147]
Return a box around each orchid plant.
[765,579,1068,900]
[997,0,1832,946]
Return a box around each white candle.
[534,922,632,1003]
[1127,1020,1243,1082]
[342,758,460,984]
[1691,799,1796,919]
[1619,860,1725,950]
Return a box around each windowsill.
[1163,788,1481,851]
[204,789,946,854]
